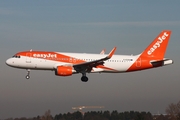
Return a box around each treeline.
[5,110,167,120]
[4,101,180,120]
[55,111,152,120]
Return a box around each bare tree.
[166,101,180,120]
[41,109,53,120]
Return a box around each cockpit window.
[12,55,21,58]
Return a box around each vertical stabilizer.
[141,30,171,59]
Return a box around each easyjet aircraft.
[6,30,173,82]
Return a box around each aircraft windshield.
[12,55,21,58]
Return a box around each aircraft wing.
[73,47,116,73]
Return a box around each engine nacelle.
[55,66,73,76]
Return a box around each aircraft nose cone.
[6,58,13,66]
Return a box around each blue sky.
[0,0,180,119]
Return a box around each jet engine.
[55,66,73,76]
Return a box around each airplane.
[6,30,173,82]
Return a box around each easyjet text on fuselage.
[33,53,57,58]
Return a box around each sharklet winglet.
[107,47,116,59]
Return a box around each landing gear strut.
[81,73,88,82]
[26,69,30,79]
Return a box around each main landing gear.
[81,73,88,82]
[25,69,30,79]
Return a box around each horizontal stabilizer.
[151,59,173,67]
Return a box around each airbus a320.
[6,30,173,82]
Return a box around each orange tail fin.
[141,30,171,60]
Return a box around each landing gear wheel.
[81,76,88,82]
[26,69,30,79]
[26,75,30,79]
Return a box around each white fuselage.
[6,52,139,73]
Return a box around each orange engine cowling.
[55,66,73,76]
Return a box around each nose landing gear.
[26,69,30,79]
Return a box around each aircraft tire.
[81,76,88,82]
[26,75,30,79]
